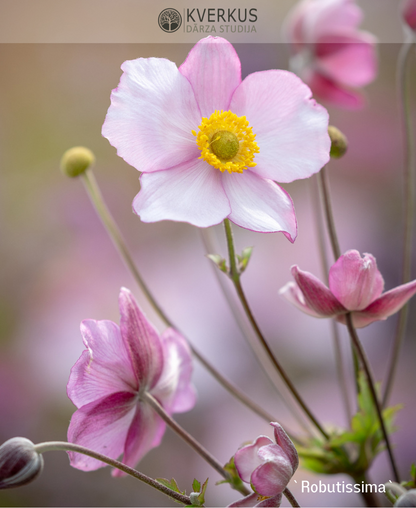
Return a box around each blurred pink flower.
[403,0,416,31]
[280,249,416,328]
[102,36,330,239]
[67,288,196,474]
[284,0,377,109]
[229,423,298,507]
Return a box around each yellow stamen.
[192,110,259,174]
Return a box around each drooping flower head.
[229,423,298,507]
[280,249,416,328]
[284,0,377,108]
[102,36,330,240]
[67,288,196,474]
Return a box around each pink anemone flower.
[280,249,416,328]
[67,288,196,474]
[284,0,377,109]
[102,36,330,240]
[229,423,298,507]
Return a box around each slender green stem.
[345,314,400,483]
[310,175,352,425]
[33,441,192,505]
[283,487,301,507]
[383,41,415,406]
[81,169,278,428]
[223,219,329,440]
[142,392,250,496]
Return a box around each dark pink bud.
[403,0,416,31]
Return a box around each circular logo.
[158,8,182,33]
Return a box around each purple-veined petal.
[151,328,196,414]
[251,452,293,496]
[271,422,299,473]
[222,171,297,239]
[179,36,241,117]
[279,282,324,318]
[102,57,201,174]
[229,70,329,183]
[67,320,137,409]
[316,33,377,87]
[234,436,274,483]
[112,401,166,477]
[67,392,137,471]
[291,266,346,316]
[306,70,365,109]
[339,279,416,328]
[118,288,164,390]
[329,250,384,311]
[133,159,231,228]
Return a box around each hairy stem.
[33,441,192,505]
[142,392,250,496]
[81,169,278,428]
[223,219,329,440]
[201,228,312,442]
[383,41,415,406]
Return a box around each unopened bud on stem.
[0,438,44,489]
[60,146,95,178]
[328,126,348,159]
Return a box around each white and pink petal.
[230,70,329,183]
[133,159,231,228]
[179,36,241,117]
[222,171,297,239]
[102,57,201,174]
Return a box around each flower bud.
[0,437,44,489]
[328,126,348,159]
[60,146,95,178]
[395,489,416,507]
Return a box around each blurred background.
[0,1,415,506]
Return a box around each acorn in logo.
[158,8,182,33]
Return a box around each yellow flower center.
[192,110,259,174]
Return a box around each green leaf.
[216,456,246,493]
[236,246,253,273]
[192,479,201,493]
[198,478,209,505]
[206,253,228,274]
[156,477,185,495]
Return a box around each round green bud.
[60,146,95,178]
[210,131,239,161]
[328,126,348,159]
